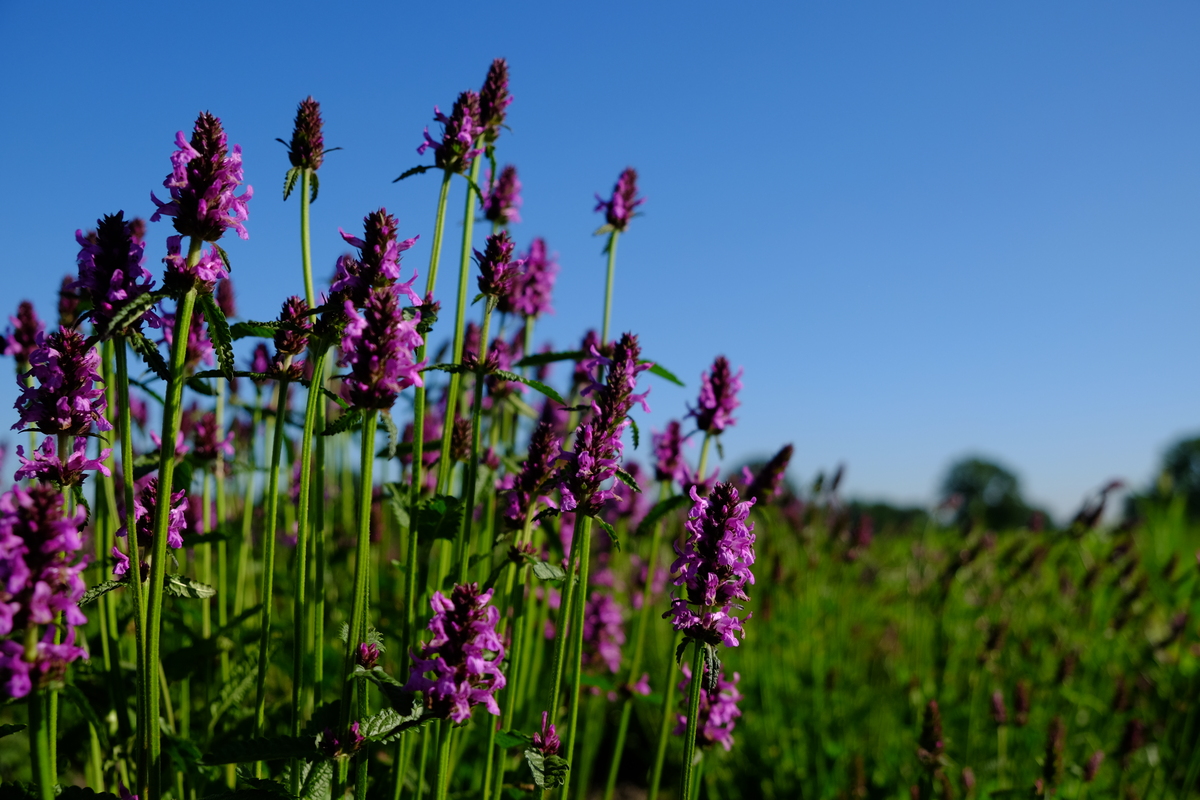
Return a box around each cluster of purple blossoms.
[0,483,89,699]
[479,58,512,144]
[113,477,189,577]
[281,96,328,172]
[582,591,625,674]
[499,238,559,319]
[14,437,110,487]
[160,307,213,372]
[674,664,743,751]
[532,711,561,756]
[1,301,44,371]
[13,328,111,438]
[150,111,252,243]
[338,287,424,411]
[483,164,522,225]
[744,444,794,505]
[688,356,743,435]
[557,424,622,517]
[653,421,686,485]
[272,296,312,378]
[595,168,645,232]
[73,212,159,335]
[331,209,420,306]
[500,422,561,528]
[666,482,756,647]
[418,91,485,175]
[319,722,364,759]
[404,582,506,723]
[162,234,228,295]
[189,410,233,463]
[476,231,522,299]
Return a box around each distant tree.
[939,456,1046,531]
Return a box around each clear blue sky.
[1,2,1198,520]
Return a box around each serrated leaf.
[675,639,689,666]
[187,376,217,396]
[702,644,721,691]
[299,759,332,800]
[104,292,161,338]
[615,468,642,494]
[63,683,110,750]
[495,730,532,749]
[309,171,319,203]
[524,749,569,789]
[0,723,26,740]
[79,579,126,607]
[283,167,300,201]
[418,495,464,542]
[351,667,429,740]
[203,734,320,765]
[358,707,404,740]
[72,484,91,529]
[393,164,437,183]
[384,482,410,529]
[230,321,282,340]
[636,495,690,538]
[532,562,567,582]
[380,412,399,460]
[322,408,362,437]
[513,376,565,406]
[199,292,236,380]
[164,574,217,599]
[515,350,584,368]
[214,244,232,274]
[644,361,684,387]
[421,362,467,375]
[595,518,620,551]
[127,329,170,381]
[628,416,640,449]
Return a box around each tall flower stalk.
[594,168,643,344]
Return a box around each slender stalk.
[648,632,682,800]
[313,366,329,699]
[234,394,263,619]
[437,157,483,493]
[434,718,454,800]
[215,378,230,686]
[457,298,495,584]
[558,515,594,800]
[300,168,316,309]
[600,231,620,345]
[547,521,584,725]
[602,481,671,800]
[679,642,705,800]
[144,255,201,799]
[253,373,292,752]
[29,684,53,800]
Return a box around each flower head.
[118,477,189,555]
[557,423,622,517]
[14,437,111,487]
[274,296,312,359]
[73,212,159,335]
[745,444,793,504]
[161,234,228,295]
[475,231,521,299]
[318,722,364,759]
[418,91,485,174]
[0,629,88,700]
[338,286,424,410]
[532,711,560,756]
[917,700,944,766]
[330,209,420,308]
[189,411,233,463]
[595,168,645,232]
[150,111,252,242]
[582,332,652,443]
[1,302,44,373]
[357,642,381,670]
[653,421,686,485]
[502,422,561,528]
[483,164,522,225]
[479,58,512,144]
[674,664,742,751]
[498,238,558,319]
[404,582,506,723]
[13,327,110,437]
[665,482,756,647]
[688,356,742,434]
[281,96,327,171]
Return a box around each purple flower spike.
[404,582,506,723]
[582,591,625,674]
[688,356,743,435]
[338,286,424,411]
[357,642,381,669]
[14,327,111,438]
[479,58,512,144]
[331,209,420,307]
[190,412,233,463]
[745,444,794,504]
[557,424,622,517]
[0,629,88,701]
[499,238,559,319]
[119,477,189,553]
[582,332,652,441]
[274,296,312,358]
[595,168,645,233]
[533,711,560,756]
[150,111,252,242]
[665,482,756,648]
[674,664,743,751]
[483,164,522,225]
[282,96,327,171]
[14,437,111,487]
[653,421,686,485]
[476,231,522,299]
[216,278,237,318]
[502,422,562,529]
[73,212,159,335]
[418,91,485,175]
[1,301,44,372]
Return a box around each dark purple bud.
[1041,716,1065,791]
[594,167,645,232]
[483,164,522,225]
[417,91,485,174]
[57,276,80,329]
[746,444,793,504]
[688,356,743,435]
[1015,680,1031,727]
[1083,750,1104,783]
[653,420,685,484]
[475,231,520,299]
[318,722,364,759]
[73,213,158,335]
[357,642,380,669]
[498,238,558,319]
[1117,719,1145,770]
[533,710,560,756]
[274,296,312,358]
[451,418,472,462]
[330,209,420,307]
[991,690,1007,725]
[479,58,512,144]
[0,301,44,372]
[502,422,561,528]
[283,96,326,171]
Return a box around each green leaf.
[384,482,410,529]
[524,749,569,789]
[203,734,320,765]
[104,291,161,338]
[164,574,217,599]
[79,579,127,607]
[702,644,722,690]
[644,361,684,387]
[358,707,405,741]
[422,362,467,375]
[72,484,91,529]
[0,723,26,740]
[636,495,690,538]
[418,495,464,542]
[209,655,258,734]
[489,372,566,405]
[531,561,567,582]
[186,376,217,396]
[595,517,620,551]
[393,164,438,182]
[230,321,282,340]
[127,329,170,381]
[198,292,236,380]
[63,683,110,749]
[495,730,532,749]
[309,171,320,203]
[515,350,583,368]
[628,416,640,449]
[322,408,362,437]
[283,167,300,201]
[380,411,400,459]
[214,244,232,274]
[299,759,333,800]
[615,468,642,493]
[351,667,429,740]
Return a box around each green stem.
[648,632,682,800]
[341,414,380,734]
[434,718,453,800]
[696,434,712,490]
[300,168,316,309]
[490,514,536,800]
[558,515,594,800]
[30,685,53,800]
[254,373,292,753]
[234,394,263,619]
[547,522,584,726]
[215,378,230,686]
[313,367,329,700]
[457,299,494,584]
[437,157,483,494]
[600,231,620,345]
[144,259,201,800]
[679,642,705,800]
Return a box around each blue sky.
[1,2,1198,519]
